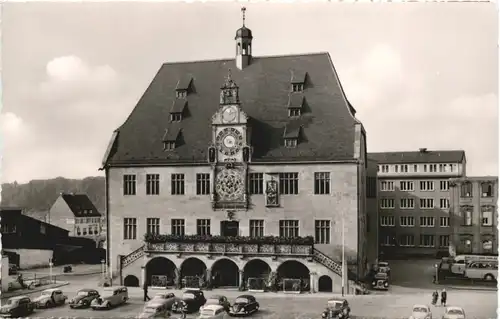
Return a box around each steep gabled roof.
[104,52,360,165]
[61,194,101,217]
[368,149,466,164]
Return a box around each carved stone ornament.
[265,179,279,207]
[215,168,245,201]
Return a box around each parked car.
[171,290,206,314]
[91,286,128,310]
[201,295,230,312]
[69,288,100,309]
[33,288,67,308]
[8,264,18,275]
[137,299,171,319]
[198,304,226,319]
[149,292,177,310]
[442,306,466,319]
[378,261,391,276]
[321,298,350,319]
[409,304,432,319]
[372,272,390,290]
[0,296,35,318]
[228,295,259,316]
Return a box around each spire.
[241,6,246,27]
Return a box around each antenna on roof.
[241,6,246,27]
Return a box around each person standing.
[143,282,150,302]
[440,288,447,307]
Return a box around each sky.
[1,2,498,183]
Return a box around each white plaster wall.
[4,249,53,269]
[1,256,9,292]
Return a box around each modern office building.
[368,148,466,258]
[100,9,378,293]
[448,176,498,255]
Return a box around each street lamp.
[101,259,106,284]
[49,259,53,284]
[334,192,346,296]
[434,263,439,284]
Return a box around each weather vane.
[226,68,232,83]
[241,7,246,26]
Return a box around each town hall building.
[101,9,378,293]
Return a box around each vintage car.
[91,286,128,310]
[228,295,260,316]
[371,272,390,290]
[33,288,68,308]
[409,304,432,319]
[0,295,35,317]
[171,290,206,313]
[378,261,391,276]
[137,299,171,319]
[149,292,177,310]
[8,264,18,275]
[442,306,466,319]
[201,295,230,312]
[198,304,226,319]
[69,288,100,308]
[321,298,350,319]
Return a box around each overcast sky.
[2,2,498,183]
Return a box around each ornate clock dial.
[216,169,244,201]
[222,106,237,123]
[216,127,243,155]
[223,135,236,148]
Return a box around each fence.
[247,277,266,292]
[151,275,168,288]
[282,278,301,293]
[8,274,57,291]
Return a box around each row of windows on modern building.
[380,210,495,227]
[378,163,458,174]
[380,198,450,209]
[380,180,495,197]
[75,225,101,236]
[123,172,343,196]
[123,218,333,244]
[381,233,452,248]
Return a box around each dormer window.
[170,113,182,122]
[170,99,187,122]
[175,77,192,97]
[289,109,301,117]
[287,94,304,117]
[176,90,187,99]
[162,125,181,151]
[284,138,298,148]
[164,141,176,150]
[290,70,307,93]
[292,83,304,92]
[283,122,302,148]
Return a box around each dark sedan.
[171,290,206,314]
[69,289,100,309]
[229,295,259,317]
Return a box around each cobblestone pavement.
[7,282,497,319]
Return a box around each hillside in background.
[1,177,105,217]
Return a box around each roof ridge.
[369,150,466,154]
[160,51,329,66]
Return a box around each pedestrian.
[180,308,186,319]
[432,290,438,305]
[143,282,150,302]
[440,288,447,307]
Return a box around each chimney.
[419,148,428,153]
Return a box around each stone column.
[309,272,315,293]
[239,270,244,288]
[141,266,146,287]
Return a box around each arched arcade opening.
[180,257,207,288]
[211,258,240,288]
[146,257,177,287]
[318,275,333,292]
[124,275,139,287]
[276,260,310,292]
[243,259,271,291]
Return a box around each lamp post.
[49,259,53,284]
[101,259,106,284]
[434,263,439,284]
[334,191,346,296]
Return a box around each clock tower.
[208,70,251,210]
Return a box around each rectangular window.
[123,174,137,195]
[164,141,175,150]
[440,181,449,191]
[314,172,330,195]
[171,219,185,236]
[380,216,395,227]
[248,173,264,195]
[292,83,304,92]
[380,198,395,209]
[439,164,446,172]
[284,139,298,148]
[420,235,435,247]
[146,218,160,234]
[171,174,185,195]
[279,173,299,195]
[279,220,299,238]
[481,183,494,197]
[400,198,415,209]
[462,208,473,226]
[449,164,455,172]
[314,220,331,244]
[381,235,395,246]
[400,181,414,191]
[394,165,398,173]
[420,181,435,191]
[170,113,182,122]
[400,164,408,173]
[420,217,435,227]
[146,174,160,195]
[124,218,137,240]
[481,209,493,226]
[196,173,211,195]
[380,181,394,191]
[420,198,435,209]
[400,216,415,227]
[249,220,264,237]
[439,198,450,209]
[413,164,418,172]
[439,235,450,248]
[461,182,473,197]
[429,164,437,172]
[423,164,427,173]
[400,235,415,247]
[381,165,389,173]
[289,109,301,117]
[440,217,450,227]
[196,219,211,236]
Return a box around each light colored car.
[137,299,171,319]
[409,304,432,319]
[33,288,67,308]
[149,292,177,310]
[201,295,230,312]
[0,295,35,317]
[442,307,466,319]
[91,286,128,310]
[198,304,226,319]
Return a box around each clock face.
[216,127,243,156]
[222,106,237,123]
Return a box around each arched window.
[461,182,473,197]
[481,182,494,197]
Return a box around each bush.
[143,233,314,245]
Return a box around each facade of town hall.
[101,11,378,293]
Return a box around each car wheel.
[107,303,112,309]
[484,274,496,281]
[45,301,51,308]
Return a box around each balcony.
[144,234,313,258]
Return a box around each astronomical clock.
[208,71,251,210]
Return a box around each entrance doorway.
[221,221,239,237]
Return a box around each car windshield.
[77,291,88,296]
[328,302,342,310]
[5,299,14,305]
[182,293,195,299]
[143,306,158,313]
[413,307,428,313]
[235,298,249,304]
[447,309,463,315]
[41,291,52,296]
[206,299,219,305]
